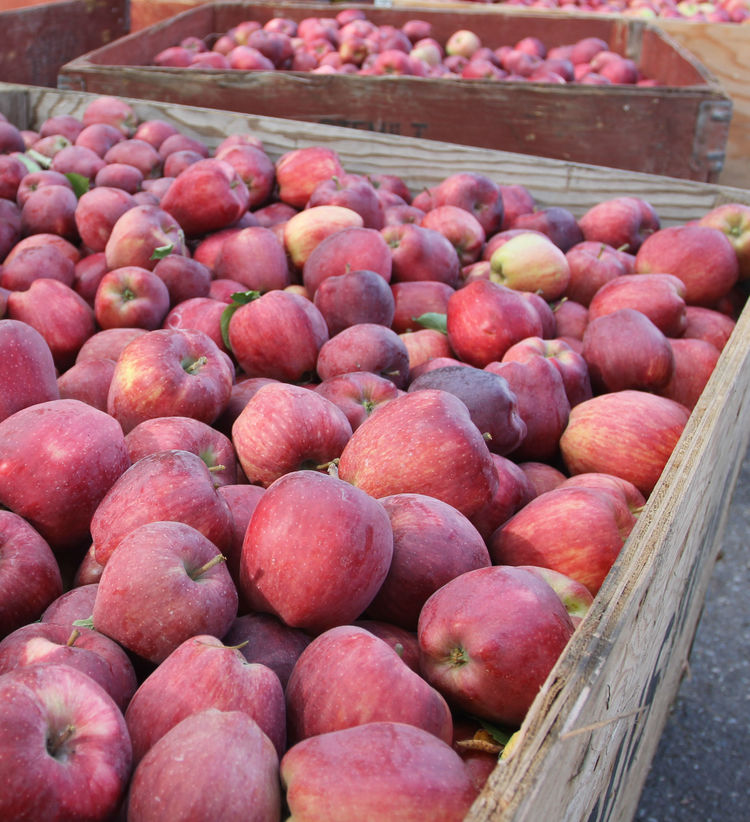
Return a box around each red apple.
[0,511,63,638]
[418,565,574,725]
[578,196,660,253]
[337,389,498,519]
[124,634,286,762]
[489,485,637,594]
[284,205,364,270]
[94,266,171,331]
[559,389,691,497]
[286,624,453,745]
[57,357,117,413]
[682,305,736,351]
[40,584,99,633]
[656,337,722,411]
[107,327,234,433]
[275,145,345,208]
[0,319,59,422]
[381,223,461,287]
[564,240,627,307]
[232,382,353,487]
[126,709,281,822]
[0,663,132,822]
[313,267,395,335]
[698,202,750,280]
[104,203,188,271]
[239,469,393,634]
[281,722,477,821]
[92,520,237,664]
[76,326,146,363]
[90,448,233,567]
[313,370,401,431]
[213,225,291,292]
[0,399,130,553]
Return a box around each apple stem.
[207,464,226,473]
[394,642,404,658]
[66,629,81,647]
[224,640,250,652]
[184,356,208,374]
[483,432,493,442]
[46,724,76,757]
[189,553,227,580]
[448,645,470,668]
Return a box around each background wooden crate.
[2,81,750,820]
[388,1,750,188]
[0,0,128,88]
[56,1,731,182]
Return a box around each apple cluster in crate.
[153,9,660,86]
[495,0,750,24]
[0,80,747,822]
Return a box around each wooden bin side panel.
[0,0,128,87]
[467,296,750,820]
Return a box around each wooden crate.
[2,80,750,821]
[387,1,750,187]
[0,0,128,88]
[56,1,732,182]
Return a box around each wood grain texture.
[2,81,750,821]
[55,1,731,181]
[0,0,128,87]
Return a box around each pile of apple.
[1,89,748,821]
[151,9,660,85]
[496,0,750,23]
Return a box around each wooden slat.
[1,82,749,821]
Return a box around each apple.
[57,357,117,412]
[365,493,490,630]
[470,453,536,540]
[563,240,627,307]
[578,196,660,253]
[125,415,238,486]
[337,388,498,519]
[682,305,736,351]
[103,138,161,177]
[50,144,106,182]
[20,184,79,240]
[317,322,411,389]
[489,230,571,300]
[313,267,396,335]
[94,266,171,331]
[381,223,461,287]
[490,485,638,594]
[0,621,137,711]
[0,319,59,422]
[390,280,454,334]
[286,625,453,745]
[634,224,739,306]
[553,298,589,342]
[419,204,486,265]
[0,198,21,259]
[73,186,137,253]
[0,399,130,554]
[82,94,137,135]
[501,336,593,408]
[124,634,286,763]
[510,205,583,252]
[227,289,328,382]
[656,337,722,411]
[499,183,536,229]
[302,225,392,296]
[75,327,146,363]
[222,612,310,690]
[72,253,109,305]
[281,722,477,821]
[275,145,345,208]
[485,356,571,463]
[519,461,568,497]
[107,327,234,433]
[587,272,687,337]
[582,308,675,393]
[313,370,401,431]
[232,381,353,487]
[0,511,63,639]
[158,132,210,161]
[40,583,99,633]
[5,232,80,267]
[284,205,365,270]
[0,663,132,822]
[133,118,180,149]
[90,448,233,567]
[446,279,544,366]
[7,279,96,371]
[15,169,71,208]
[418,565,574,725]
[559,389,691,497]
[308,173,384,229]
[408,364,526,455]
[212,376,278,437]
[126,709,281,822]
[215,484,266,589]
[75,122,126,156]
[445,29,482,58]
[698,202,750,280]
[104,203,188,271]
[239,469,393,634]
[162,296,229,355]
[213,225,291,292]
[92,520,237,664]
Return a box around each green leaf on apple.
[25,148,53,169]
[72,616,95,630]
[414,312,448,334]
[65,172,90,199]
[15,153,42,174]
[220,290,262,352]
[150,242,175,261]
